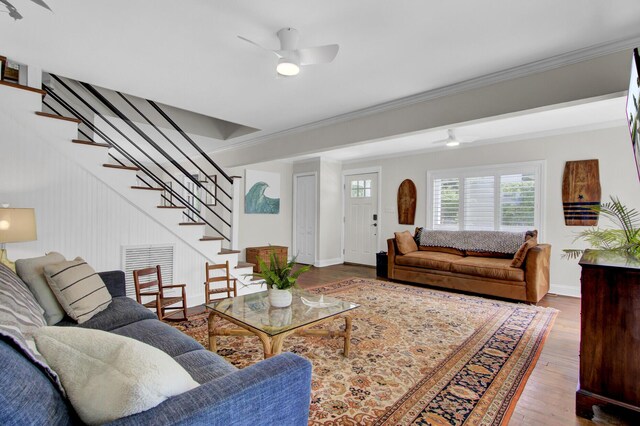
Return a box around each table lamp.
[0,207,37,272]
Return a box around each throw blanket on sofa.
[419,229,526,254]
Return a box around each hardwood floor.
[296,264,595,426]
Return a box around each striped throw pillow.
[0,263,64,393]
[44,258,112,324]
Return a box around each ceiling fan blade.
[29,0,51,11]
[297,44,339,65]
[237,36,282,58]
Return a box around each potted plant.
[251,251,311,308]
[563,196,640,260]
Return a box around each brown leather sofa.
[387,237,551,303]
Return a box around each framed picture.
[0,56,6,82]
[3,59,20,83]
[245,170,280,214]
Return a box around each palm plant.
[250,250,311,290]
[563,196,640,259]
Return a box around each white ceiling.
[2,1,640,155]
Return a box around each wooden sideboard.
[246,246,288,273]
[577,250,640,420]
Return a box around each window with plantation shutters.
[432,178,459,230]
[427,162,543,234]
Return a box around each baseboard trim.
[314,257,344,268]
[549,283,581,298]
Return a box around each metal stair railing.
[42,74,235,242]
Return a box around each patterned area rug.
[169,279,557,425]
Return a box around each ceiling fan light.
[445,140,460,147]
[276,58,300,76]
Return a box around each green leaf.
[249,248,310,289]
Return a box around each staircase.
[0,77,258,304]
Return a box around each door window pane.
[350,179,373,198]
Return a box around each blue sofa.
[0,270,312,425]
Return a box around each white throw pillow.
[43,257,112,324]
[34,326,199,425]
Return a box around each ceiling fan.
[238,28,339,77]
[432,129,477,147]
[1,0,51,20]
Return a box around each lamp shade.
[0,208,37,243]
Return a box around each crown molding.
[213,35,640,155]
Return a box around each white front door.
[344,172,378,265]
[294,174,316,265]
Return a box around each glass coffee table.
[206,289,359,359]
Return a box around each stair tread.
[131,186,164,191]
[0,81,46,96]
[157,205,185,209]
[200,236,224,241]
[103,163,140,171]
[36,111,81,124]
[72,139,110,148]
[218,249,241,255]
[179,222,205,226]
[235,262,254,269]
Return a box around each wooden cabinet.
[577,250,640,420]
[246,246,288,273]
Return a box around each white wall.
[342,125,640,296]
[226,161,293,262]
[292,158,344,266]
[319,160,343,265]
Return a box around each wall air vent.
[121,244,174,298]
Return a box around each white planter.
[269,287,292,308]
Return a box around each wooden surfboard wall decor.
[397,179,417,225]
[562,159,601,226]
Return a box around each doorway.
[293,173,317,265]
[343,171,379,266]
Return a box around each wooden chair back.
[132,264,188,321]
[133,265,164,303]
[205,261,237,303]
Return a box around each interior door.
[344,172,378,265]
[294,174,316,265]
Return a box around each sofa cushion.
[395,251,463,271]
[15,252,67,325]
[395,230,418,254]
[511,230,539,268]
[464,250,513,259]
[110,318,203,357]
[34,326,199,425]
[174,349,237,384]
[450,257,525,282]
[72,296,157,331]
[0,340,73,425]
[44,258,113,324]
[418,246,466,256]
[0,264,64,393]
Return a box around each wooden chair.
[205,261,237,304]
[133,265,188,321]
